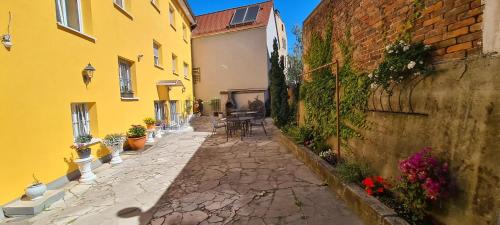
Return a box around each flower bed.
[277,131,410,225]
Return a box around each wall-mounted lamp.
[2,34,12,48]
[83,63,96,85]
[138,54,144,62]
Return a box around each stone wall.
[301,0,499,224]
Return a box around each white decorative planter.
[25,183,47,200]
[108,143,123,165]
[155,127,163,138]
[75,157,96,183]
[146,130,155,144]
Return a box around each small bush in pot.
[143,117,156,129]
[103,133,125,164]
[127,125,147,150]
[70,134,93,159]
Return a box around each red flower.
[377,187,384,193]
[366,188,373,196]
[375,176,384,183]
[362,177,375,188]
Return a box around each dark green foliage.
[270,39,289,128]
[335,161,373,184]
[127,125,147,138]
[75,134,93,143]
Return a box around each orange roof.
[192,1,274,38]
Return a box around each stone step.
[3,189,64,217]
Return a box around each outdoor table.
[225,116,254,140]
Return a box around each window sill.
[184,77,190,80]
[170,24,176,31]
[121,97,140,101]
[74,138,102,148]
[114,3,134,20]
[154,64,164,70]
[173,72,179,76]
[184,39,188,44]
[151,1,161,13]
[56,23,96,43]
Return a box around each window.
[55,0,83,32]
[115,0,125,9]
[282,38,287,50]
[71,103,90,140]
[153,42,161,67]
[182,24,187,41]
[169,5,175,28]
[172,54,178,74]
[230,5,259,25]
[154,101,166,121]
[282,24,284,31]
[118,59,134,98]
[183,63,189,79]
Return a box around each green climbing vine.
[401,0,424,42]
[300,26,370,152]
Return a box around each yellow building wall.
[0,0,194,205]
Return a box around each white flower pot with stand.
[108,143,124,165]
[75,156,96,183]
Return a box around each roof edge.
[192,24,267,39]
[195,0,273,18]
[177,0,197,26]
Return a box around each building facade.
[0,0,195,205]
[191,1,287,115]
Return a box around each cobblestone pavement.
[3,117,363,225]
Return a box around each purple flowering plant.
[396,147,452,223]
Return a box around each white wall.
[192,27,269,111]
[266,7,279,58]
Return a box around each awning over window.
[157,80,184,87]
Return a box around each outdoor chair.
[250,112,267,136]
[209,115,226,135]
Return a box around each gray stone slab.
[3,190,64,216]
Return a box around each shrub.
[319,150,337,165]
[143,117,156,126]
[127,125,147,138]
[395,147,452,224]
[103,133,125,147]
[75,134,92,144]
[336,161,373,184]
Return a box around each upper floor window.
[115,0,125,9]
[71,103,90,140]
[282,24,284,31]
[172,54,178,74]
[153,42,162,67]
[282,38,287,50]
[169,5,175,29]
[56,0,83,32]
[118,59,134,98]
[183,63,189,79]
[182,24,188,41]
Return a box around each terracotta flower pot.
[127,136,146,150]
[146,124,155,130]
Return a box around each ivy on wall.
[300,26,370,151]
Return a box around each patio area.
[2,117,362,225]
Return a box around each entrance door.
[169,101,177,126]
[154,101,166,122]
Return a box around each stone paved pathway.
[3,117,363,225]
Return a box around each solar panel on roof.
[243,6,259,23]
[230,8,247,25]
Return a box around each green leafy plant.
[336,161,373,184]
[75,134,92,144]
[143,117,156,126]
[319,150,337,165]
[370,39,432,91]
[103,133,125,147]
[270,38,290,128]
[127,125,147,138]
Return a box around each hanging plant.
[369,39,432,91]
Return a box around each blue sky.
[187,0,321,53]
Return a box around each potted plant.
[25,174,47,200]
[103,133,126,164]
[143,117,156,130]
[127,125,147,150]
[70,134,93,159]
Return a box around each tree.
[286,25,303,87]
[270,38,289,128]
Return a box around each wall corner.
[483,0,500,54]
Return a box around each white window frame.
[182,24,187,41]
[56,0,84,32]
[169,5,175,28]
[183,63,189,79]
[115,0,125,9]
[118,60,133,96]
[172,54,178,74]
[153,42,161,66]
[71,103,90,140]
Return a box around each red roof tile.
[192,1,274,38]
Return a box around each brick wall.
[303,0,484,72]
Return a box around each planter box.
[277,132,409,225]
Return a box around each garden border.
[277,131,410,225]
